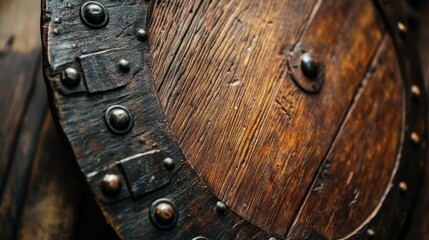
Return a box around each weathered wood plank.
[16,112,82,240]
[0,66,48,239]
[0,0,41,195]
[151,0,384,234]
[288,36,404,239]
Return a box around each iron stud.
[150,198,177,229]
[163,157,175,171]
[118,59,131,73]
[399,182,408,193]
[411,132,420,146]
[397,21,407,35]
[136,28,148,41]
[61,67,81,88]
[192,237,209,240]
[300,53,319,79]
[101,174,122,197]
[411,85,421,99]
[214,201,226,214]
[366,228,376,239]
[105,105,133,135]
[80,1,109,28]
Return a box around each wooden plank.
[16,112,82,240]
[287,36,404,239]
[0,0,41,195]
[150,0,384,234]
[0,66,48,239]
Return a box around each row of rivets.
[60,1,150,90]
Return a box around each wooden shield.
[41,0,428,239]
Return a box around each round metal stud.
[411,132,420,146]
[118,59,131,73]
[80,1,109,28]
[101,174,122,197]
[214,201,226,214]
[150,198,177,229]
[366,228,376,239]
[300,53,319,79]
[411,85,421,100]
[397,21,407,35]
[136,28,148,41]
[105,105,134,135]
[53,28,60,35]
[268,238,277,240]
[163,157,175,171]
[61,67,81,88]
[399,181,408,193]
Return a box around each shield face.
[150,1,406,238]
[41,0,427,239]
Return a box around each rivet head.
[366,228,376,238]
[411,132,420,145]
[214,201,226,214]
[118,59,131,73]
[163,157,175,171]
[101,174,122,196]
[411,85,421,99]
[136,28,148,41]
[80,1,109,28]
[399,182,408,193]
[61,67,81,88]
[300,53,319,79]
[397,21,407,34]
[105,105,133,134]
[150,198,177,229]
[268,238,277,240]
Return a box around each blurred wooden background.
[0,0,428,239]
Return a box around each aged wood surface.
[150,0,385,235]
[0,0,41,197]
[0,0,47,232]
[16,112,81,240]
[0,65,48,239]
[288,36,404,239]
[40,0,428,239]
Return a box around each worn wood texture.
[16,112,81,240]
[0,0,42,198]
[150,0,386,235]
[40,0,428,239]
[288,36,404,239]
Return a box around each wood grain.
[288,36,404,239]
[150,0,384,234]
[16,112,82,240]
[0,0,41,195]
